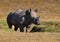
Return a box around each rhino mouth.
[33,21,40,25]
[36,23,40,25]
[35,22,40,25]
[33,18,40,25]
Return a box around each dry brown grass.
[40,12,60,21]
[0,0,60,20]
[0,0,60,14]
[0,29,60,42]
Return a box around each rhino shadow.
[30,26,45,33]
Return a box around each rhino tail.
[7,12,12,29]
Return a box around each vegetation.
[0,0,60,42]
[0,19,60,32]
[0,19,60,42]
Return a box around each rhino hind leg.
[9,24,12,29]
[7,12,12,29]
[14,25,18,31]
[7,21,12,29]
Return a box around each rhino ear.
[34,9,38,12]
[37,17,39,18]
[26,9,31,13]
[28,9,31,12]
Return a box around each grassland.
[0,18,60,42]
[1,16,60,42]
[0,0,60,42]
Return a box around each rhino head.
[25,9,40,25]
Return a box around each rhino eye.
[33,18,35,20]
[33,18,37,21]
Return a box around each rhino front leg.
[19,25,24,32]
[26,25,33,33]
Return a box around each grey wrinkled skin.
[7,9,40,33]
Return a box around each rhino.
[7,9,40,33]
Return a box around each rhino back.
[11,10,25,24]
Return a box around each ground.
[0,19,60,42]
[0,29,60,42]
[0,0,60,42]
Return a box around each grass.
[33,21,60,32]
[0,19,14,32]
[0,19,60,32]
[0,0,60,42]
[0,19,60,42]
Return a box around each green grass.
[35,21,60,32]
[0,19,60,32]
[0,19,13,32]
